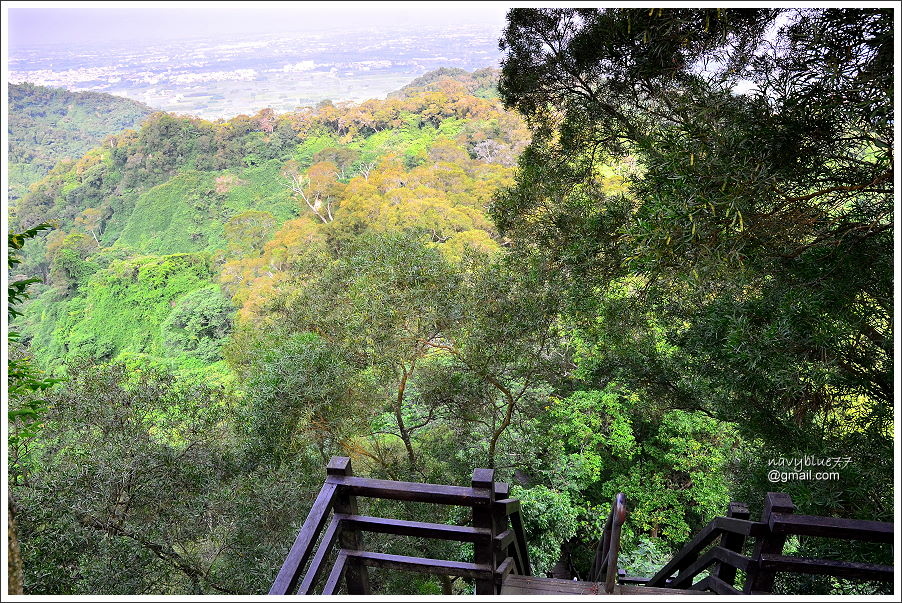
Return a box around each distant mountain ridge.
[6,71,501,202]
[8,82,155,200]
[388,67,500,100]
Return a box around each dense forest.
[7,8,893,596]
[8,82,154,201]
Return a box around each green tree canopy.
[495,7,892,518]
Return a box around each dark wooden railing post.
[744,492,794,594]
[327,456,371,595]
[713,502,749,587]
[472,468,496,594]
[493,482,511,570]
[603,493,627,594]
[591,510,612,582]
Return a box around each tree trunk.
[440,575,454,594]
[8,498,24,594]
[486,378,517,468]
[394,362,417,469]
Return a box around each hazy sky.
[7,2,513,48]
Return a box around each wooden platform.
[500,575,714,595]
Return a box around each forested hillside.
[8,83,154,201]
[7,7,894,596]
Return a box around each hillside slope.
[12,69,530,371]
[8,82,154,200]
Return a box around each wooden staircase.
[637,492,894,594]
[269,458,894,595]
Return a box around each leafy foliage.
[161,285,235,362]
[21,254,215,367]
[618,536,672,578]
[8,223,61,458]
[496,7,893,524]
[8,83,152,200]
[511,485,579,576]
[11,360,321,595]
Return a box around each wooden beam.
[692,575,742,594]
[670,547,752,590]
[769,513,894,543]
[321,550,347,595]
[759,554,894,582]
[508,507,532,577]
[713,502,750,587]
[715,516,767,537]
[336,514,490,543]
[669,548,719,590]
[591,509,613,583]
[495,526,522,576]
[472,468,496,594]
[343,550,493,579]
[297,516,341,595]
[268,482,337,595]
[326,456,352,475]
[603,493,627,594]
[495,529,514,550]
[494,498,521,516]
[491,490,510,592]
[495,557,515,583]
[707,575,742,595]
[646,519,720,587]
[715,547,753,572]
[325,475,489,506]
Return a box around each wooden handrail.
[507,502,532,577]
[588,493,627,592]
[769,513,893,543]
[272,458,534,595]
[744,492,795,593]
[716,516,767,537]
[324,474,491,505]
[670,547,753,589]
[759,554,893,581]
[495,529,514,550]
[494,557,516,584]
[647,494,893,595]
[344,550,494,578]
[713,502,750,586]
[494,498,521,515]
[269,482,338,595]
[689,575,741,595]
[297,516,341,595]
[645,516,766,588]
[654,523,894,593]
[321,550,347,595]
[604,493,628,593]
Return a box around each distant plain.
[9,23,503,118]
